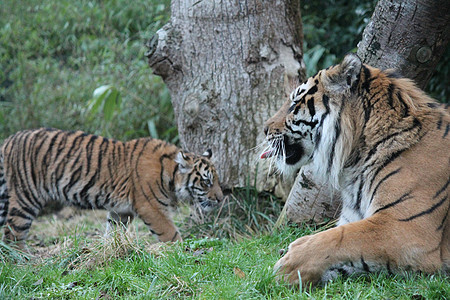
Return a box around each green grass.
[1,221,449,300]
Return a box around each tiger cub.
[0,128,223,245]
[263,53,449,286]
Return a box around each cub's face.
[261,53,362,176]
[175,150,223,211]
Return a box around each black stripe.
[7,220,32,232]
[373,191,413,215]
[434,179,449,199]
[367,148,406,192]
[42,131,61,171]
[20,132,42,209]
[148,228,162,236]
[15,134,42,212]
[84,134,99,175]
[147,183,169,207]
[437,211,448,231]
[13,195,39,217]
[396,91,409,117]
[293,103,302,115]
[306,85,318,95]
[327,104,343,173]
[336,268,349,276]
[368,168,402,206]
[365,118,421,164]
[9,207,33,220]
[307,97,316,117]
[387,84,395,108]
[361,256,370,272]
[171,231,179,242]
[437,114,443,130]
[170,164,179,192]
[159,151,178,197]
[361,65,373,92]
[62,165,83,200]
[386,260,393,275]
[355,177,364,212]
[156,181,169,199]
[185,172,195,199]
[132,139,151,181]
[292,119,318,128]
[399,196,448,222]
[444,124,449,138]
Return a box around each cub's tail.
[0,146,8,227]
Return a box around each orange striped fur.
[0,128,223,246]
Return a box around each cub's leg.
[134,202,182,243]
[3,190,40,249]
[274,215,443,287]
[105,211,135,236]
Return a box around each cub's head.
[261,53,362,176]
[175,149,223,211]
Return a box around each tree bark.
[357,0,450,88]
[146,0,305,197]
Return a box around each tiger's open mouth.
[261,136,304,165]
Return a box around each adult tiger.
[0,128,223,246]
[262,54,449,287]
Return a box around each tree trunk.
[146,0,305,197]
[357,0,450,88]
[282,166,341,224]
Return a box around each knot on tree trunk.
[145,23,182,81]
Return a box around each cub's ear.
[202,149,212,159]
[175,151,192,173]
[324,53,362,93]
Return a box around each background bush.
[0,0,175,142]
[0,0,447,144]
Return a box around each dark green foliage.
[302,0,377,77]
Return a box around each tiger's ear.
[202,149,212,159]
[324,53,362,93]
[175,151,192,173]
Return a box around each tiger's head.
[175,149,223,212]
[262,53,363,178]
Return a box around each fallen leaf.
[233,267,246,279]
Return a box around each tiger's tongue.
[260,150,275,159]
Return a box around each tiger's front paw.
[274,235,325,288]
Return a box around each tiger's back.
[0,128,223,244]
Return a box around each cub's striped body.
[0,128,223,245]
[263,54,449,286]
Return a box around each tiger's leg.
[134,203,182,243]
[3,190,40,249]
[105,211,135,236]
[441,210,450,274]
[274,214,443,287]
